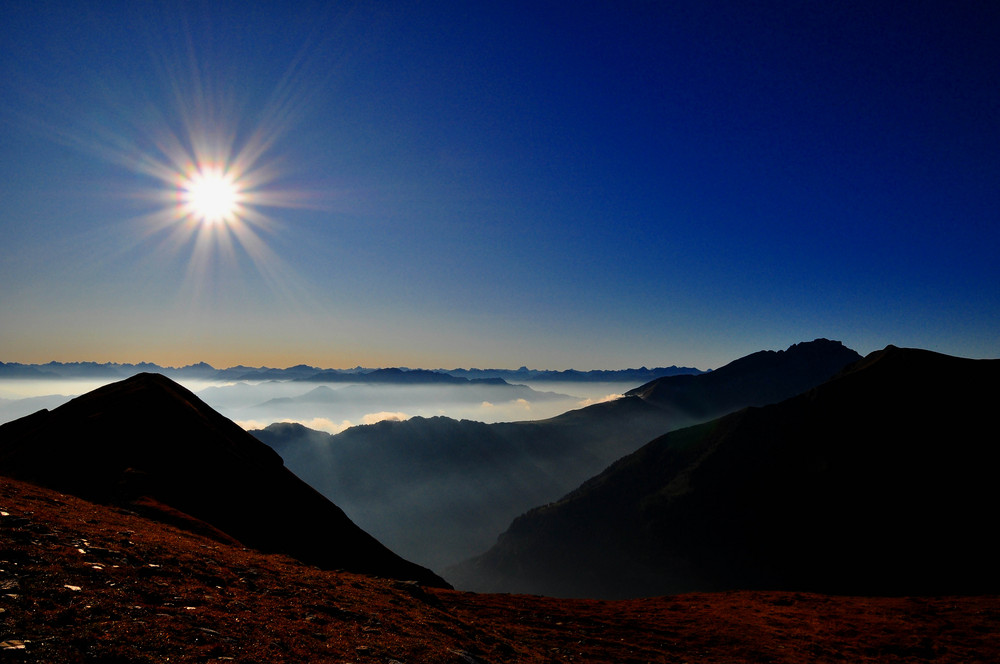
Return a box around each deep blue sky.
[2,1,998,369]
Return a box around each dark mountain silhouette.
[254,339,861,570]
[0,373,447,588]
[448,346,1000,598]
[625,338,863,418]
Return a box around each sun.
[180,166,242,224]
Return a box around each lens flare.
[180,166,241,225]
[24,24,333,310]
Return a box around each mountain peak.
[0,373,447,588]
[624,339,862,417]
[834,344,984,382]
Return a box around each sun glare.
[86,41,327,301]
[180,166,241,224]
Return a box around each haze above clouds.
[0,376,635,433]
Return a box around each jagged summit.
[0,372,448,588]
[625,338,862,417]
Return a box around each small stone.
[450,650,488,664]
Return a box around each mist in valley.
[222,380,630,434]
[252,396,681,572]
[0,373,652,574]
[0,377,631,432]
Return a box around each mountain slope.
[254,398,676,570]
[254,339,861,571]
[0,373,447,588]
[4,475,998,663]
[449,346,1000,598]
[625,337,862,418]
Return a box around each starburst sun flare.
[180,165,242,225]
[15,24,334,309]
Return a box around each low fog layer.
[0,377,635,432]
[232,380,636,433]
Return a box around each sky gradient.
[2,1,998,370]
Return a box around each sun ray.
[11,18,343,319]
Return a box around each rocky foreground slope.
[1,476,998,663]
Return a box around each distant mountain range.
[0,373,447,588]
[441,365,705,382]
[1,339,988,605]
[448,346,1000,598]
[249,380,570,413]
[253,339,861,571]
[0,361,704,383]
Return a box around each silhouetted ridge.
[626,338,861,418]
[0,373,448,588]
[450,346,1000,598]
[252,339,863,570]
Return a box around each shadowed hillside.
[1,474,998,663]
[256,397,676,570]
[449,346,1000,598]
[254,339,861,570]
[0,373,447,588]
[626,338,862,416]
